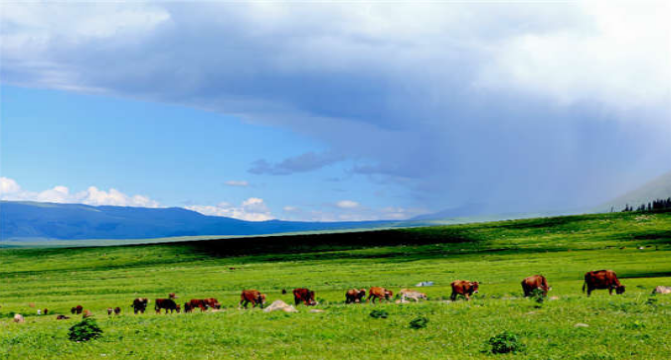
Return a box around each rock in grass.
[574,323,589,328]
[13,314,25,323]
[263,300,298,313]
[309,309,324,313]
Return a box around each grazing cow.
[521,275,551,297]
[71,305,83,315]
[107,308,113,316]
[345,289,366,304]
[131,298,149,314]
[82,310,93,318]
[367,287,393,303]
[583,270,625,296]
[293,288,317,306]
[43,308,49,315]
[155,298,180,314]
[653,286,671,295]
[399,289,427,303]
[183,302,193,313]
[114,307,121,315]
[56,314,70,320]
[188,299,209,312]
[450,280,479,301]
[239,290,267,309]
[169,293,177,299]
[203,298,221,310]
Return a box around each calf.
[521,275,551,297]
[239,290,267,309]
[345,289,366,304]
[450,280,479,301]
[367,287,393,304]
[583,270,625,296]
[131,298,149,314]
[155,298,180,314]
[293,288,317,306]
[107,308,113,316]
[114,307,121,315]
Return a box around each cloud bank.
[2,2,669,213]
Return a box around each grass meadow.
[1,211,671,359]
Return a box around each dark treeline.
[621,197,671,212]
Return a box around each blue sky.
[1,1,670,221]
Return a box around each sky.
[0,1,670,222]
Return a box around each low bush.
[68,318,103,342]
[369,310,388,319]
[409,317,429,329]
[484,331,525,354]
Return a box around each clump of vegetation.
[409,317,429,329]
[530,288,546,307]
[68,318,103,342]
[645,297,658,307]
[623,320,646,330]
[369,310,388,319]
[484,331,525,354]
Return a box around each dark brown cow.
[183,302,193,313]
[187,299,209,312]
[131,298,149,314]
[583,270,625,296]
[203,298,221,310]
[450,280,479,301]
[345,289,366,304]
[70,305,83,315]
[239,290,267,309]
[107,308,114,316]
[56,314,70,320]
[293,288,317,306]
[521,275,551,297]
[155,298,180,314]
[114,307,121,315]
[367,287,393,303]
[43,308,49,315]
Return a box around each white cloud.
[283,206,298,212]
[225,180,249,187]
[186,198,274,221]
[476,1,670,111]
[336,200,359,209]
[0,177,160,208]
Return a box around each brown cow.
[114,307,121,315]
[583,270,625,296]
[239,290,267,309]
[82,310,93,318]
[187,299,209,312]
[71,305,83,315]
[521,275,551,297]
[107,308,114,316]
[56,314,70,320]
[293,288,317,306]
[203,298,221,310]
[367,287,393,303]
[43,308,49,315]
[155,298,180,314]
[169,293,177,299]
[131,298,149,314]
[450,280,479,301]
[345,289,366,304]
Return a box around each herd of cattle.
[19,269,671,321]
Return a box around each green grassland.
[1,211,671,359]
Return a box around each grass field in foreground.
[1,211,671,359]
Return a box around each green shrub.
[68,318,103,342]
[409,317,429,329]
[369,310,388,319]
[485,331,525,354]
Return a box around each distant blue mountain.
[411,202,488,220]
[0,201,391,240]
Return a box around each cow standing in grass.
[132,298,149,314]
[583,270,625,296]
[450,280,479,301]
[293,288,317,306]
[521,275,551,297]
[71,305,83,315]
[367,287,393,304]
[240,290,267,309]
[345,289,366,304]
[155,298,180,314]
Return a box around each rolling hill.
[0,201,392,240]
[598,170,671,212]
